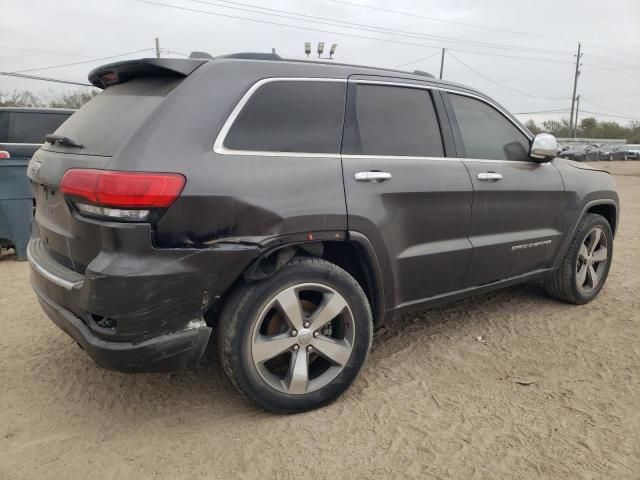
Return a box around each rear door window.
[344,83,444,157]
[223,80,346,154]
[449,93,530,161]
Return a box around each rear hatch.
[29,58,206,273]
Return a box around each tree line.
[525,118,640,143]
[0,89,98,109]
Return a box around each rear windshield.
[42,77,181,156]
[0,111,71,143]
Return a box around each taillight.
[60,169,185,221]
[0,151,10,159]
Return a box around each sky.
[2,0,639,125]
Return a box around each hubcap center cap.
[297,329,312,346]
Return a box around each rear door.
[342,78,473,309]
[443,91,565,286]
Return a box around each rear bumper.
[34,282,211,372]
[27,230,261,372]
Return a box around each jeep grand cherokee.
[27,53,618,412]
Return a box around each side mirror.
[529,133,558,161]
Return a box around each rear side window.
[224,80,346,154]
[7,112,71,143]
[345,84,444,157]
[449,93,530,161]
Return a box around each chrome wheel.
[576,227,608,293]
[251,283,354,395]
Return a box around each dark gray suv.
[27,54,618,412]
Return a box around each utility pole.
[155,37,161,58]
[573,94,580,138]
[439,48,445,79]
[568,42,582,138]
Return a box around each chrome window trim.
[213,77,346,158]
[342,154,547,165]
[213,76,537,161]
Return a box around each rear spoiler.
[88,58,208,89]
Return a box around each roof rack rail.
[189,51,214,59]
[412,70,435,78]
[216,52,282,61]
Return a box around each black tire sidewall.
[221,259,372,412]
[565,215,613,304]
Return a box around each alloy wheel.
[251,283,354,395]
[576,227,608,293]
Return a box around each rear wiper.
[45,134,83,148]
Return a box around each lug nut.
[292,345,299,351]
[313,331,319,338]
[291,330,298,337]
[303,321,310,328]
[307,345,313,352]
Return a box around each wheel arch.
[553,199,618,269]
[228,233,388,326]
[586,203,617,236]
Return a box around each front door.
[444,91,565,286]
[342,78,474,309]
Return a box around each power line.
[582,63,640,79]
[182,0,573,56]
[579,110,640,122]
[394,51,441,68]
[580,98,640,119]
[446,51,569,100]
[0,44,92,58]
[329,0,640,63]
[136,0,579,61]
[328,0,579,46]
[10,48,154,74]
[0,71,92,87]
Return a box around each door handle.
[354,171,392,183]
[477,172,503,181]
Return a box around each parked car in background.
[26,54,619,412]
[0,107,74,160]
[559,144,602,161]
[0,107,74,259]
[559,144,588,161]
[624,144,640,160]
[599,144,630,161]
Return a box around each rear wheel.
[544,213,613,304]
[218,257,373,413]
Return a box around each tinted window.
[347,84,444,157]
[46,77,181,156]
[0,112,8,142]
[449,94,530,161]
[224,81,346,154]
[7,112,71,143]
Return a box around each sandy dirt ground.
[1,161,639,480]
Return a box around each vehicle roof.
[91,54,491,100]
[212,56,487,96]
[0,107,76,114]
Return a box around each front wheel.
[218,257,373,413]
[544,213,613,304]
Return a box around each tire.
[544,213,613,304]
[217,256,373,413]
